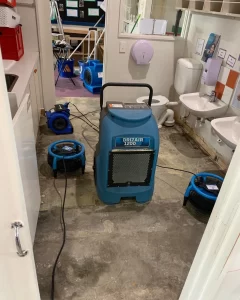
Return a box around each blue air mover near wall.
[83,60,103,94]
[93,83,160,205]
[46,103,73,135]
[184,172,224,213]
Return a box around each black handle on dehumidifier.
[100,82,153,110]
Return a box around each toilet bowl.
[136,58,203,128]
[137,95,177,128]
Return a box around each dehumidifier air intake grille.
[108,150,154,187]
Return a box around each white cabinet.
[13,94,41,243]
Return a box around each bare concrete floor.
[34,97,224,300]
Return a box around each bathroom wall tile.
[218,66,230,85]
[215,81,225,100]
[226,70,239,89]
[221,86,234,105]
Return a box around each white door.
[13,93,41,242]
[0,53,40,299]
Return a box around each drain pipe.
[158,109,175,127]
[157,102,178,128]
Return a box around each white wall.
[181,13,240,165]
[35,0,55,110]
[16,0,55,110]
[213,235,240,300]
[16,5,39,52]
[151,0,185,33]
[179,140,240,300]
[104,0,175,103]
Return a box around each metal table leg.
[55,51,67,86]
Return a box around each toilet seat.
[137,95,169,122]
[137,95,169,106]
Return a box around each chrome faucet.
[201,90,217,102]
[209,90,217,102]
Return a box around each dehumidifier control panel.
[107,102,150,110]
[115,137,151,148]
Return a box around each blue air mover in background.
[79,59,100,81]
[83,60,103,94]
[93,83,159,205]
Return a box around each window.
[120,0,186,36]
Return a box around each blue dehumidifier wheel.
[183,172,224,213]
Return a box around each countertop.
[6,52,39,106]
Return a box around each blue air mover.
[46,103,73,135]
[48,140,86,178]
[79,59,100,81]
[93,83,159,205]
[83,60,103,94]
[184,172,224,213]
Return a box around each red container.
[0,25,24,61]
[0,0,16,7]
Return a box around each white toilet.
[136,58,203,127]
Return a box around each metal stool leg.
[69,77,76,86]
[55,51,67,86]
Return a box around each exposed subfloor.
[34,97,224,300]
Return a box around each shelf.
[176,7,240,18]
[176,0,240,17]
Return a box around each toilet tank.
[174,58,203,95]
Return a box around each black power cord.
[69,109,99,121]
[51,159,67,300]
[156,165,196,177]
[70,113,99,133]
[70,103,99,132]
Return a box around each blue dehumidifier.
[93,83,159,205]
[184,172,224,213]
[83,60,103,94]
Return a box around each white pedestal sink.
[211,117,240,150]
[180,93,227,118]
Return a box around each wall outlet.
[119,41,126,53]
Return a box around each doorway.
[50,0,105,99]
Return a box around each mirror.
[121,0,185,36]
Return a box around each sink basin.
[180,92,227,118]
[5,74,18,92]
[211,117,240,150]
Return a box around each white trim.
[176,7,240,20]
[119,33,176,41]
[181,10,192,40]
[179,141,240,300]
